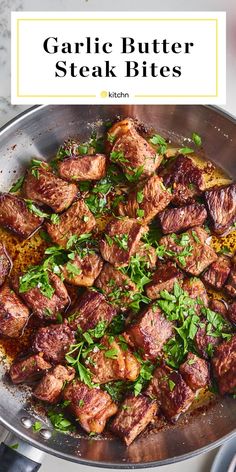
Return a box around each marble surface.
[0,1,235,471]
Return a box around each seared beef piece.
[125,304,174,360]
[46,200,96,248]
[182,277,208,308]
[194,324,220,359]
[24,164,78,213]
[209,298,228,318]
[158,202,207,234]
[0,285,30,338]
[146,365,194,421]
[95,263,138,311]
[225,256,236,298]
[159,227,217,276]
[63,380,118,434]
[0,193,43,239]
[212,334,236,395]
[110,395,158,446]
[204,183,236,235]
[87,336,140,384]
[179,353,210,391]
[12,273,69,321]
[10,353,51,384]
[0,243,12,286]
[33,323,75,364]
[136,243,157,269]
[161,155,204,206]
[68,289,116,332]
[146,262,183,300]
[202,256,231,290]
[100,218,147,268]
[33,365,75,403]
[108,119,162,179]
[58,154,107,181]
[228,302,236,325]
[62,251,103,287]
[118,175,172,224]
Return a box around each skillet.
[0,104,235,470]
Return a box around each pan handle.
[0,431,43,472]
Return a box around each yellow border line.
[16,18,219,99]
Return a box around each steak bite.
[63,380,118,434]
[24,164,78,213]
[0,285,30,338]
[158,202,207,235]
[0,243,12,286]
[118,175,172,223]
[209,298,228,318]
[10,353,51,384]
[68,289,116,332]
[46,200,96,248]
[12,273,70,321]
[100,218,147,267]
[125,304,174,360]
[202,255,231,290]
[159,227,217,276]
[58,154,107,181]
[87,336,140,384]
[194,324,221,359]
[110,395,158,446]
[182,277,208,308]
[146,365,195,421]
[228,302,236,325]
[0,193,43,239]
[33,323,75,364]
[136,243,157,269]
[225,256,236,298]
[179,353,210,391]
[95,263,138,311]
[204,183,236,235]
[62,251,103,287]
[161,155,204,206]
[146,262,183,300]
[108,119,162,179]
[33,365,75,403]
[212,334,236,395]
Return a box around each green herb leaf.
[25,200,49,218]
[33,421,42,432]
[9,176,25,193]
[178,147,194,155]
[192,132,202,147]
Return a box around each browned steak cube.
[0,243,12,286]
[146,262,183,300]
[58,154,107,181]
[209,298,228,318]
[118,175,172,223]
[158,202,207,234]
[179,353,210,391]
[33,365,75,403]
[63,380,118,433]
[12,273,69,321]
[159,227,217,276]
[225,256,236,298]
[100,218,147,267]
[46,200,96,248]
[108,119,162,179]
[204,183,236,234]
[228,302,236,325]
[68,289,117,332]
[62,251,103,287]
[33,323,75,364]
[202,256,231,290]
[0,193,43,239]
[24,163,77,213]
[161,155,204,206]
[10,353,51,384]
[0,285,30,338]
[125,304,174,360]
[182,277,208,308]
[136,243,157,269]
[110,395,158,445]
[194,324,221,359]
[212,334,236,395]
[87,336,140,384]
[95,263,138,311]
[146,365,195,421]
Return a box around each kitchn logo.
[100,90,130,98]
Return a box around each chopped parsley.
[32,421,43,432]
[149,133,167,155]
[9,176,24,193]
[192,132,202,147]
[178,147,194,155]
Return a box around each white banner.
[11,11,226,105]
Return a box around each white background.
[11,11,226,105]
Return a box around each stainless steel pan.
[0,105,235,470]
